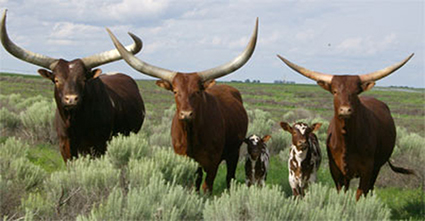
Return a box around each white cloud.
[101,0,170,21]
[336,33,398,55]
[0,1,423,87]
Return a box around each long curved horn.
[197,18,259,81]
[277,55,333,83]
[81,31,142,70]
[1,9,58,70]
[359,53,414,82]
[107,29,177,82]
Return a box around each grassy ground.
[1,72,424,219]
[1,72,424,134]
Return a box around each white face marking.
[294,123,308,135]
[249,135,261,146]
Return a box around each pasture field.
[0,72,424,220]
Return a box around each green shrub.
[0,107,21,131]
[0,138,46,219]
[0,137,29,159]
[20,100,56,143]
[27,156,122,220]
[79,176,204,221]
[247,109,275,136]
[152,149,198,188]
[204,182,391,220]
[106,133,152,168]
[204,183,288,220]
[145,104,175,147]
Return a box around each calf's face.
[280,122,321,151]
[244,134,271,160]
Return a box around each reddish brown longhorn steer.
[1,10,145,162]
[277,53,415,200]
[108,19,258,192]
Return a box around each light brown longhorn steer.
[108,19,258,192]
[277,53,415,200]
[1,10,145,162]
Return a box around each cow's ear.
[262,135,271,143]
[38,69,54,82]
[243,138,249,144]
[361,81,375,93]
[317,80,331,93]
[202,79,216,90]
[280,122,292,133]
[310,123,322,133]
[88,68,102,79]
[156,80,173,91]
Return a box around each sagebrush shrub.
[0,138,46,219]
[106,133,152,168]
[204,182,391,220]
[145,104,175,147]
[0,107,21,131]
[247,109,275,136]
[20,99,56,143]
[78,176,204,221]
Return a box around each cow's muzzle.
[179,110,193,121]
[338,106,353,119]
[63,94,79,109]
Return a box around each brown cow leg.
[195,167,203,192]
[93,142,107,157]
[59,137,71,162]
[328,154,345,192]
[356,172,373,201]
[225,153,239,188]
[202,166,219,193]
[367,167,381,196]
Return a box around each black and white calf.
[280,122,322,197]
[244,134,271,187]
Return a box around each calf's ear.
[280,122,292,133]
[156,80,173,91]
[311,123,322,132]
[262,135,271,143]
[38,69,54,83]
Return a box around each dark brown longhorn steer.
[108,19,258,192]
[277,53,415,200]
[1,10,145,162]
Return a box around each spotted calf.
[244,134,271,187]
[280,122,322,197]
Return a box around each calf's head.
[1,10,142,110]
[244,134,271,160]
[107,18,258,122]
[277,53,414,119]
[280,122,321,151]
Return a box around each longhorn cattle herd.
[1,9,415,199]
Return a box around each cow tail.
[388,160,415,175]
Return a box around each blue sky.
[0,0,423,87]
